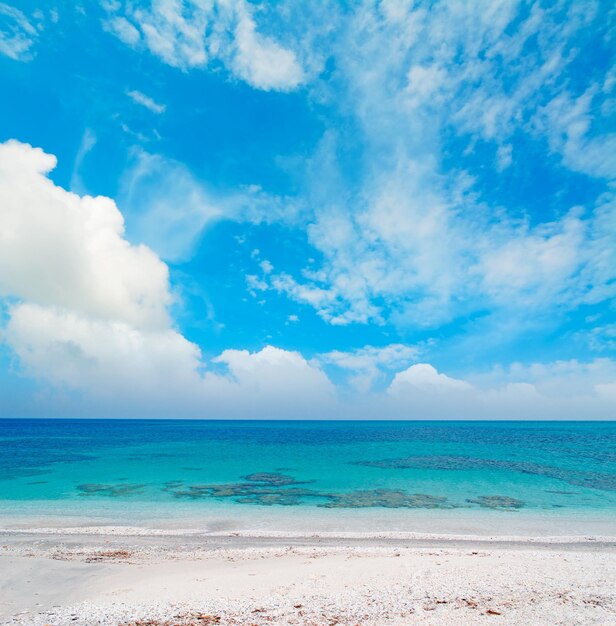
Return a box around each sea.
[1,419,615,536]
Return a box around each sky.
[0,0,615,419]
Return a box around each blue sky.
[0,0,614,418]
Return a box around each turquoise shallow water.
[1,419,615,532]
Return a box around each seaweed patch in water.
[77,483,145,497]
[235,492,306,506]
[165,472,454,509]
[466,495,524,510]
[354,455,616,492]
[241,472,312,486]
[165,471,317,503]
[163,480,185,489]
[318,489,452,509]
[168,483,321,502]
[1,468,51,481]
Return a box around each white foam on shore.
[1,525,614,544]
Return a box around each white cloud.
[70,128,97,194]
[320,344,419,392]
[118,150,228,262]
[478,210,589,306]
[583,324,616,352]
[102,0,305,91]
[389,363,473,394]
[0,140,336,418]
[209,346,335,415]
[0,3,37,61]
[95,1,614,345]
[6,302,201,402]
[133,0,208,69]
[5,303,335,418]
[102,15,141,46]
[259,260,273,274]
[230,2,304,91]
[119,150,298,262]
[405,64,447,108]
[536,87,616,179]
[384,360,616,420]
[127,89,166,114]
[246,274,268,294]
[470,358,616,399]
[495,144,512,171]
[0,140,171,330]
[263,1,616,335]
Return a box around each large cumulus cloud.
[0,140,614,420]
[0,141,332,417]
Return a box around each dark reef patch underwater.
[319,489,451,509]
[354,455,616,492]
[87,471,526,511]
[466,496,525,510]
[77,483,146,497]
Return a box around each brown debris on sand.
[85,549,133,562]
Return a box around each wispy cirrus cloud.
[0,3,37,61]
[97,1,615,338]
[102,15,141,46]
[259,0,616,340]
[102,0,305,91]
[126,89,166,114]
[119,149,300,262]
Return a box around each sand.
[0,530,615,625]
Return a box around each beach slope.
[1,532,615,625]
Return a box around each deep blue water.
[1,419,616,519]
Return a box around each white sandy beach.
[1,529,615,625]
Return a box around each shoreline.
[2,526,616,547]
[2,497,615,624]
[1,502,615,542]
